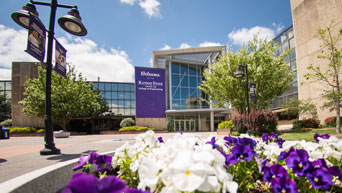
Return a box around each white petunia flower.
[168,150,207,192]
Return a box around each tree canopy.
[19,64,107,130]
[304,21,342,133]
[200,36,294,114]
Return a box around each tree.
[200,36,294,114]
[281,98,318,120]
[19,64,104,130]
[304,22,342,134]
[0,94,11,119]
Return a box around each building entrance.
[174,119,196,132]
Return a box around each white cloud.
[138,0,161,18]
[199,41,223,47]
[0,25,36,80]
[161,44,171,50]
[227,24,282,46]
[120,0,136,6]
[179,43,191,49]
[0,24,134,82]
[272,22,285,34]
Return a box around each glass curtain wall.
[269,25,298,109]
[170,62,209,110]
[91,82,135,116]
[0,80,12,118]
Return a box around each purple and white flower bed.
[63,131,342,193]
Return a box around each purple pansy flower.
[306,169,332,190]
[263,164,288,182]
[62,173,127,193]
[224,154,238,168]
[259,158,271,173]
[278,147,295,161]
[157,137,164,143]
[327,166,342,180]
[277,138,285,148]
[285,149,311,176]
[126,188,151,193]
[223,136,239,147]
[95,154,112,172]
[206,136,219,149]
[262,133,269,143]
[271,176,298,193]
[72,152,99,171]
[239,137,257,147]
[231,144,253,162]
[314,133,330,143]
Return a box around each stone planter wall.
[0,151,115,193]
[217,128,231,136]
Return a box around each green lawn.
[279,128,342,142]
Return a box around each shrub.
[36,129,45,133]
[9,127,37,134]
[232,110,278,136]
[293,118,320,129]
[230,131,240,136]
[119,126,155,131]
[218,120,234,129]
[324,116,341,128]
[120,118,135,128]
[0,119,12,127]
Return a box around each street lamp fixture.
[11,0,87,155]
[234,65,250,114]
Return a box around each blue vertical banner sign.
[26,14,46,62]
[135,67,166,118]
[54,39,67,77]
[250,83,256,98]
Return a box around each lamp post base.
[40,147,61,155]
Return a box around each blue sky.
[0,0,292,81]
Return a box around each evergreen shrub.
[9,127,37,134]
[120,118,135,128]
[119,126,155,131]
[218,120,234,129]
[293,118,320,129]
[0,119,12,127]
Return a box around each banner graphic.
[54,39,67,77]
[26,14,46,62]
[135,67,166,118]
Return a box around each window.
[99,83,105,91]
[171,63,180,74]
[5,82,11,90]
[118,84,124,91]
[105,83,111,90]
[124,84,130,92]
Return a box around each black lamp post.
[234,65,250,114]
[11,0,87,155]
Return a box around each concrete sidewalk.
[0,132,215,183]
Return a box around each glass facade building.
[0,80,12,119]
[269,25,298,109]
[153,47,231,132]
[91,82,135,116]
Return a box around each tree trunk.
[337,99,341,134]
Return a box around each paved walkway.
[0,132,215,184]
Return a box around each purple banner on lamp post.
[54,39,67,77]
[135,67,166,118]
[25,14,46,62]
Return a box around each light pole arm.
[30,0,76,9]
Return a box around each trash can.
[0,126,10,139]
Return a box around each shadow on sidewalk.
[46,150,98,162]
